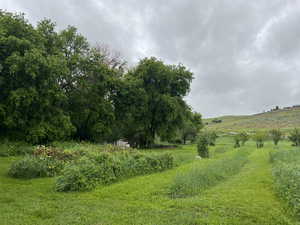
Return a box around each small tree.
[197,133,209,158]
[288,128,300,146]
[253,132,267,148]
[234,135,241,148]
[240,132,249,146]
[207,131,218,146]
[269,129,282,146]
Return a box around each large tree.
[181,112,203,144]
[0,11,123,143]
[0,11,74,143]
[115,57,193,148]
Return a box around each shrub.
[240,132,249,146]
[169,150,249,198]
[55,152,174,192]
[197,133,209,158]
[252,132,267,148]
[55,157,99,192]
[288,128,300,146]
[269,129,282,146]
[207,131,218,146]
[8,156,63,178]
[234,135,241,148]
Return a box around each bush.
[169,150,249,198]
[207,131,218,146]
[234,135,241,148]
[197,133,209,158]
[288,128,300,146]
[8,156,63,178]
[234,132,250,148]
[55,152,174,192]
[269,129,282,146]
[240,132,249,146]
[55,157,99,192]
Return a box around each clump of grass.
[8,155,63,178]
[169,150,249,198]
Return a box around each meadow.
[205,107,300,132]
[1,137,300,225]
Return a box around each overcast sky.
[1,0,300,118]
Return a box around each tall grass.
[169,150,250,198]
[0,141,33,156]
[270,148,300,214]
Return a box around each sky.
[1,0,300,118]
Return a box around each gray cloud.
[1,0,300,117]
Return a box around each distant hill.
[204,106,300,132]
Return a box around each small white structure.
[116,139,130,148]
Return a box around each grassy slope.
[0,139,299,225]
[204,107,300,132]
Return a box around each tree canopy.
[0,11,201,147]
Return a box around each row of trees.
[197,128,300,159]
[234,128,300,148]
[0,11,202,147]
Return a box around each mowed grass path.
[0,139,299,225]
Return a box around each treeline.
[0,11,202,147]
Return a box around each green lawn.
[0,138,299,225]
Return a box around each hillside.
[204,107,300,132]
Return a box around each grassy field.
[205,107,300,132]
[1,138,300,225]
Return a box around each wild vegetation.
[2,9,300,225]
[270,148,300,215]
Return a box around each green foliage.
[288,128,300,146]
[169,150,249,198]
[0,11,75,144]
[269,148,300,164]
[269,129,282,145]
[233,132,249,148]
[8,155,63,178]
[55,151,174,192]
[234,135,241,148]
[180,112,203,144]
[55,157,99,192]
[252,132,267,148]
[0,11,195,146]
[270,149,300,215]
[0,141,33,156]
[240,131,249,145]
[197,133,209,158]
[206,130,218,146]
[113,57,193,148]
